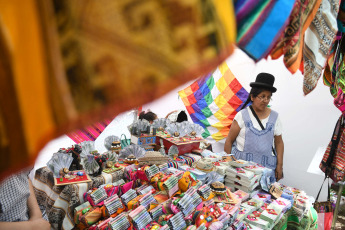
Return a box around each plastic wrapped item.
[80,141,96,157]
[236,205,256,222]
[272,197,292,212]
[260,168,276,192]
[228,159,250,168]
[244,162,265,175]
[184,122,205,137]
[165,122,188,137]
[253,192,271,203]
[104,135,120,151]
[204,172,224,185]
[119,144,145,159]
[245,212,269,229]
[260,203,282,227]
[152,118,169,131]
[168,145,179,158]
[234,190,249,202]
[242,198,264,210]
[46,152,74,178]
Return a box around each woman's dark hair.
[176,111,188,123]
[240,87,272,110]
[139,111,157,122]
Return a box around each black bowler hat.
[250,72,277,93]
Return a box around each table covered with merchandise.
[33,167,124,230]
[33,118,319,230]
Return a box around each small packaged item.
[253,192,271,203]
[234,190,249,202]
[80,207,102,227]
[74,201,91,224]
[108,213,131,230]
[236,205,256,222]
[90,188,108,205]
[260,204,282,226]
[242,198,264,210]
[269,183,283,199]
[104,194,124,216]
[245,213,269,229]
[281,188,294,203]
[244,163,265,175]
[228,159,250,168]
[259,203,269,212]
[273,197,292,212]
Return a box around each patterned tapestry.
[270,0,322,74]
[303,0,340,95]
[0,0,236,180]
[235,0,295,61]
[178,62,248,142]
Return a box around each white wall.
[35,48,340,200]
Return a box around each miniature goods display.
[123,154,138,165]
[152,118,169,132]
[81,150,105,177]
[183,121,204,138]
[138,151,170,166]
[47,152,74,178]
[210,181,227,194]
[79,141,104,176]
[66,144,83,171]
[54,170,91,186]
[129,119,151,135]
[168,145,179,159]
[192,159,215,173]
[165,122,187,138]
[111,141,121,152]
[104,135,121,154]
[42,130,318,230]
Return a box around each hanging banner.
[178,62,248,142]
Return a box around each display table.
[32,167,124,230]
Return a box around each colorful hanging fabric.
[270,0,322,74]
[67,120,111,143]
[235,0,295,61]
[178,62,248,142]
[0,0,237,181]
[303,0,340,95]
[323,39,340,91]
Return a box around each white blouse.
[233,107,283,151]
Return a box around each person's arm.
[165,110,178,119]
[224,120,241,160]
[0,218,50,230]
[274,135,284,181]
[27,179,43,220]
[0,179,50,230]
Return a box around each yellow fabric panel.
[0,0,54,159]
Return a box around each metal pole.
[331,177,345,230]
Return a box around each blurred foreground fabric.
[0,0,236,180]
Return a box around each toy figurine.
[124,154,138,164]
[59,167,70,178]
[110,141,121,154]
[106,161,114,168]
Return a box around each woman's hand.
[275,165,283,181]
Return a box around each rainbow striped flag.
[67,120,111,143]
[178,62,248,141]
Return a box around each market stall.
[33,119,320,230]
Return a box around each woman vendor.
[224,73,284,181]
